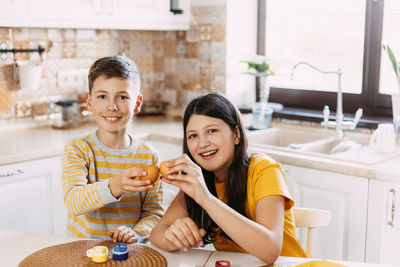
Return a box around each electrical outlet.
[56,68,89,90]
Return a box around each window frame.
[257,0,392,120]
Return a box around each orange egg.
[159,161,172,178]
[138,165,159,184]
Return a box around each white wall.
[191,0,226,6]
[226,0,258,107]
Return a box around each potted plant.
[383,44,400,137]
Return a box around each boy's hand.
[109,167,155,198]
[108,226,138,244]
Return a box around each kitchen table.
[0,230,393,267]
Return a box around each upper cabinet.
[0,0,28,19]
[0,0,191,30]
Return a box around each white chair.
[163,188,177,211]
[292,207,331,257]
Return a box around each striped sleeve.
[61,138,118,216]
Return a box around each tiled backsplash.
[0,5,226,125]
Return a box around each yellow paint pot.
[86,245,109,263]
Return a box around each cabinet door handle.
[0,169,23,178]
[388,188,396,228]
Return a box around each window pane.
[380,0,400,95]
[265,0,365,94]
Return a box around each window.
[259,0,395,119]
[380,0,400,94]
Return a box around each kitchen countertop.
[0,117,183,166]
[0,230,392,267]
[1,117,399,182]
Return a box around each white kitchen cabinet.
[0,156,67,236]
[366,180,400,265]
[0,0,28,20]
[27,0,108,25]
[281,163,369,262]
[0,0,190,30]
[108,0,191,30]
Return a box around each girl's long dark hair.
[182,93,251,240]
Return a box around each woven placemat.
[19,240,167,267]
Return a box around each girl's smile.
[199,149,218,159]
[186,114,239,180]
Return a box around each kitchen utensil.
[0,82,15,116]
[17,61,43,90]
[52,100,81,129]
[370,123,396,153]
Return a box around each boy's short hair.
[88,55,141,93]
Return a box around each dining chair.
[163,188,177,211]
[292,207,332,257]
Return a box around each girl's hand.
[109,167,155,198]
[164,217,206,251]
[161,154,211,205]
[108,226,138,244]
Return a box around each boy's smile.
[86,75,142,146]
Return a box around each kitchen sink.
[247,126,367,155]
[294,137,364,155]
[247,127,332,148]
[247,125,400,164]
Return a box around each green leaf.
[383,44,399,77]
[240,60,270,73]
[255,62,269,72]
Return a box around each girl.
[150,93,307,264]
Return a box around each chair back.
[292,207,331,257]
[163,189,177,211]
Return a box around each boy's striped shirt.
[61,132,163,241]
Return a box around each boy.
[61,55,163,243]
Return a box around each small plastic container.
[251,102,273,130]
[215,260,230,267]
[112,243,129,261]
[86,246,108,263]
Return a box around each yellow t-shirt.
[212,154,308,258]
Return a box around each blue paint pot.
[112,243,129,261]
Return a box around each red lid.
[215,260,230,267]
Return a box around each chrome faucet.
[291,61,363,139]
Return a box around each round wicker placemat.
[19,240,167,267]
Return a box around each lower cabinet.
[0,157,67,236]
[281,164,369,262]
[366,180,400,265]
